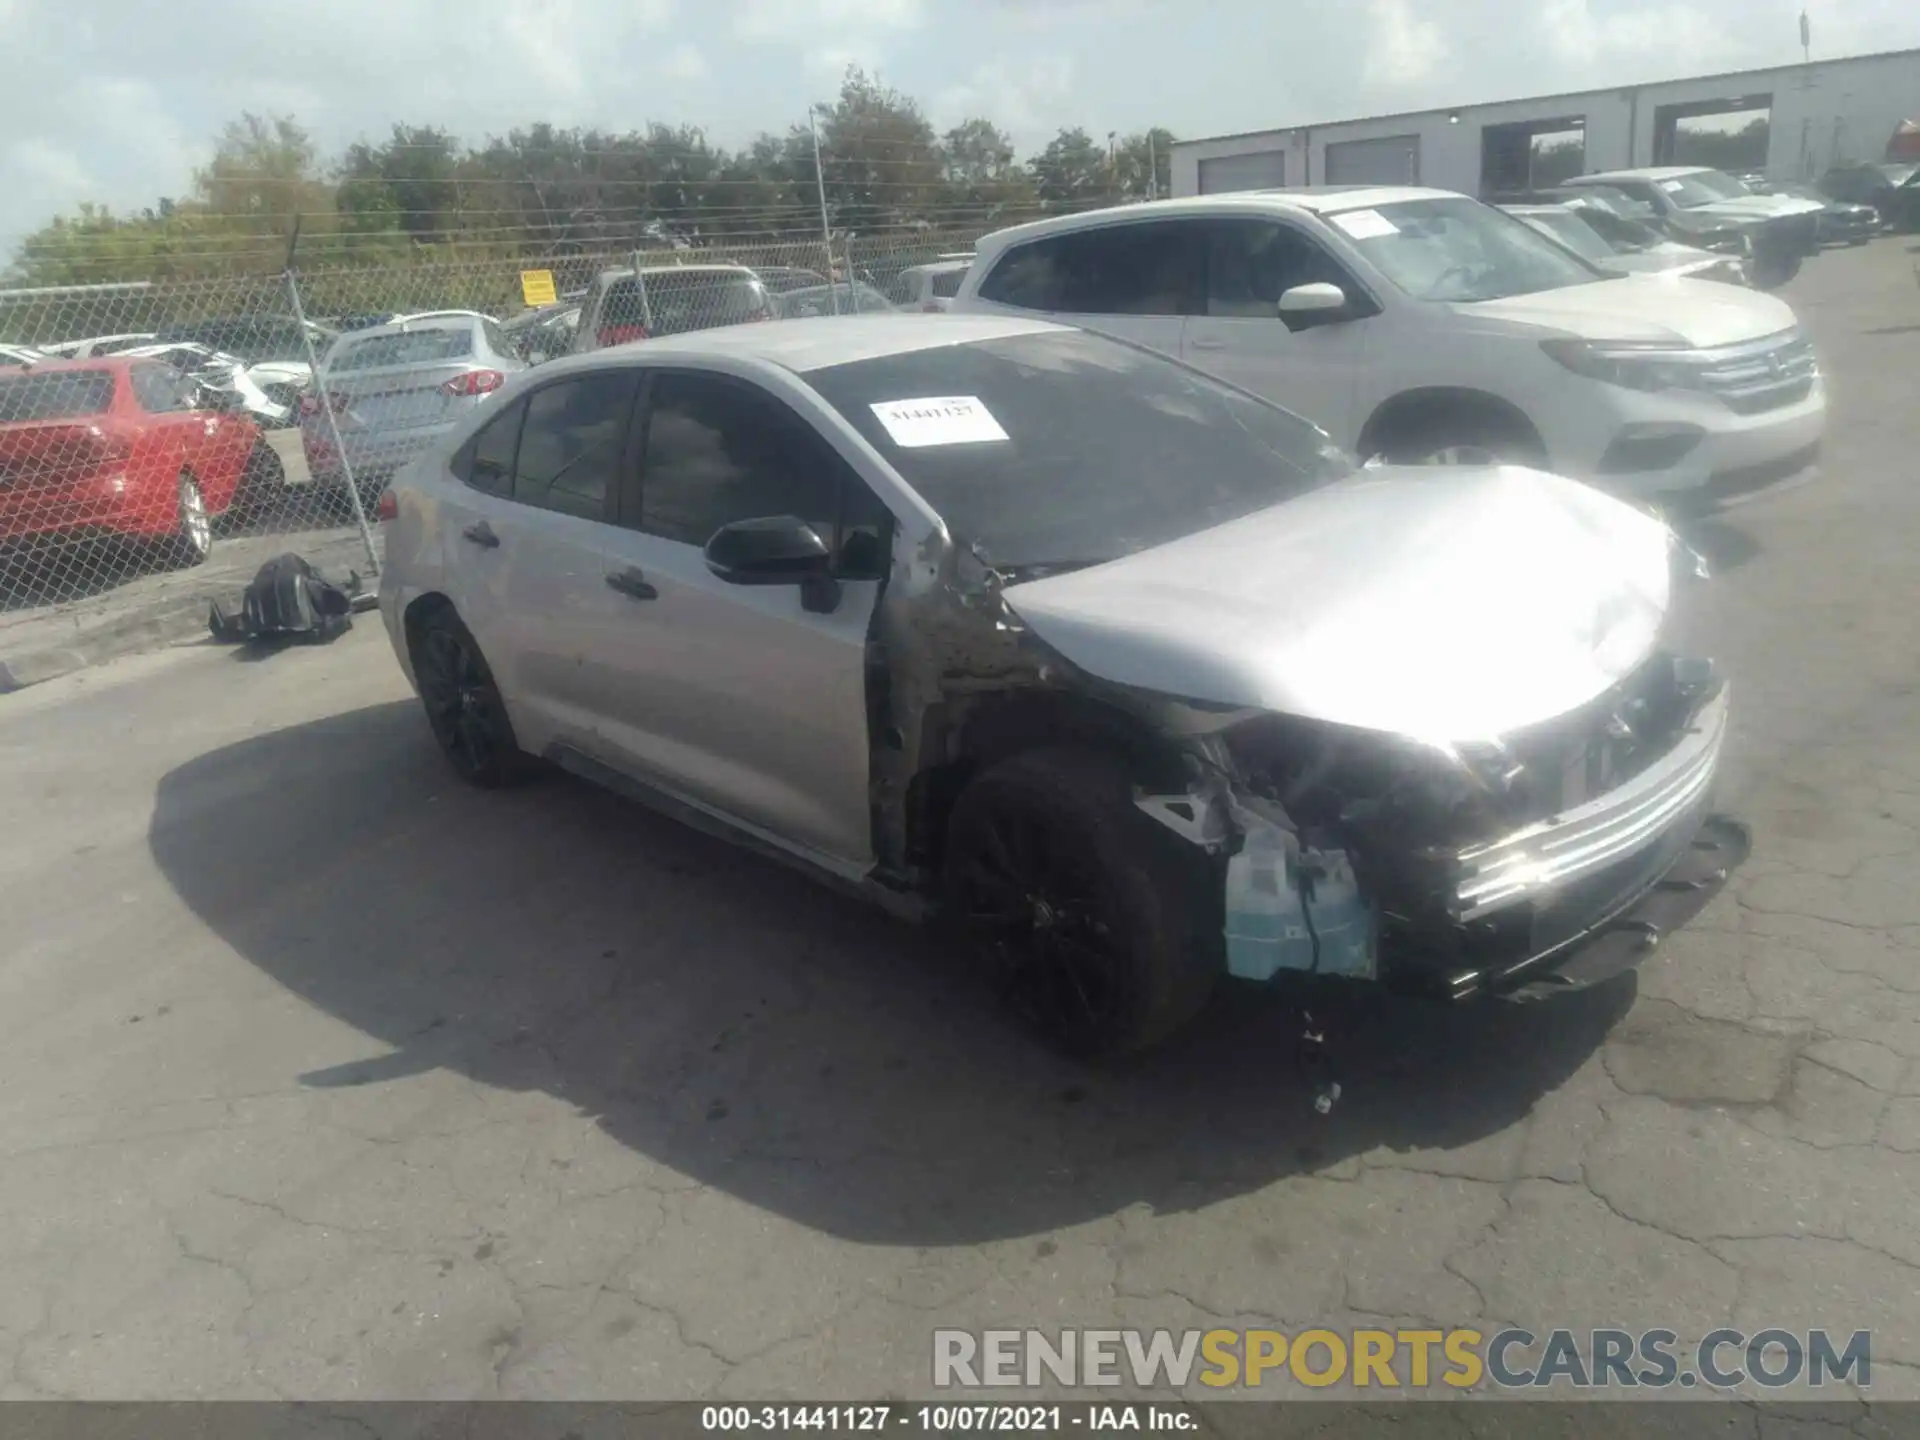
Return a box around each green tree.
[1030,127,1111,209]
[336,124,461,244]
[812,66,944,233]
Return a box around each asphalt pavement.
[2,239,1919,1406]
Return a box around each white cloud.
[4,140,90,195]
[1539,0,1742,65]
[1363,0,1450,88]
[733,0,923,41]
[661,42,710,81]
[935,56,1079,145]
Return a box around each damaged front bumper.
[1148,675,1747,1005]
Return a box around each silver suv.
[571,264,775,352]
[377,313,1744,1062]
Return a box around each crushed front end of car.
[1178,647,1746,1004]
[992,464,1748,1012]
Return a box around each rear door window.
[0,370,116,422]
[978,223,1202,315]
[453,397,527,496]
[510,372,638,521]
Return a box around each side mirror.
[1277,282,1349,325]
[704,515,832,586]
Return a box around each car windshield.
[159,320,317,365]
[329,327,474,372]
[1880,164,1919,188]
[1559,186,1658,223]
[929,269,967,298]
[807,329,1352,572]
[0,370,115,422]
[776,284,893,318]
[1327,195,1603,302]
[757,269,830,295]
[605,273,771,335]
[1566,203,1662,251]
[1512,209,1618,265]
[1656,171,1748,208]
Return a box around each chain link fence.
[0,225,992,626]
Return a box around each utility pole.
[1147,131,1157,200]
[808,105,840,315]
[1799,8,1811,64]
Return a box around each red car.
[0,357,281,567]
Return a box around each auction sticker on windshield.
[1331,209,1399,240]
[871,396,1011,448]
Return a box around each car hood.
[1463,276,1793,346]
[1608,242,1721,273]
[1001,466,1674,743]
[1681,195,1826,223]
[246,361,312,383]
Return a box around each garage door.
[1197,150,1287,194]
[1324,135,1421,185]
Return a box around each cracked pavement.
[1,240,1918,1407]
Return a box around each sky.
[2,0,1918,248]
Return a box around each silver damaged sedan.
[377,314,1746,1066]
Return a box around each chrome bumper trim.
[1450,685,1731,922]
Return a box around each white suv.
[951,189,1825,504]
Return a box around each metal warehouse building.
[1170,47,1920,198]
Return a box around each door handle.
[605,568,658,601]
[461,521,500,549]
[1189,337,1227,351]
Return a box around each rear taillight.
[442,370,505,397]
[922,302,942,313]
[375,489,398,522]
[598,324,649,347]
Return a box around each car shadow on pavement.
[148,701,1631,1247]
[1676,516,1761,574]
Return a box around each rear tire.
[162,473,213,568]
[943,747,1221,1059]
[1748,251,1803,290]
[410,608,538,789]
[228,439,286,525]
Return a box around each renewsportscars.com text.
[932,1327,1872,1391]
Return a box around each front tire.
[410,609,536,788]
[943,747,1221,1059]
[1364,408,1548,470]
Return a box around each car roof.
[595,263,759,282]
[972,187,1459,251]
[544,313,1064,377]
[1570,167,1714,183]
[334,315,481,342]
[0,357,137,374]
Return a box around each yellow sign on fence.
[519,269,558,307]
